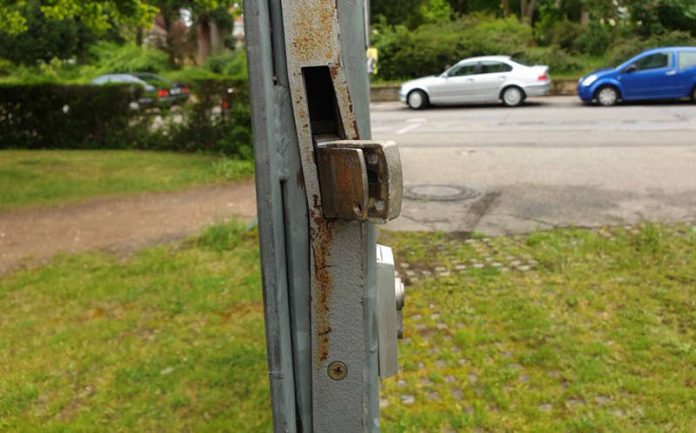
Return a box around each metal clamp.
[316,136,402,223]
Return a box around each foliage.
[0,2,97,65]
[0,84,138,149]
[574,22,612,57]
[162,79,252,158]
[0,150,253,211]
[606,30,696,66]
[0,80,252,157]
[0,0,157,36]
[372,0,452,29]
[514,46,584,74]
[87,42,171,74]
[372,15,534,80]
[202,51,248,80]
[0,44,247,85]
[1,223,695,431]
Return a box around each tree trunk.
[502,0,510,17]
[161,8,177,65]
[196,13,212,65]
[521,0,538,25]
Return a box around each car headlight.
[582,74,598,87]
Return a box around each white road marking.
[397,123,422,134]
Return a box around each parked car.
[399,56,551,109]
[91,73,189,108]
[577,47,696,106]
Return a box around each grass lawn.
[1,223,694,432]
[0,150,254,211]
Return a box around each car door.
[474,61,513,101]
[675,50,696,97]
[431,62,479,104]
[620,51,678,100]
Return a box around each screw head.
[327,361,348,381]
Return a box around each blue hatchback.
[577,47,696,106]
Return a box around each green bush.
[0,84,139,149]
[164,80,252,158]
[204,51,248,79]
[513,46,584,74]
[574,23,612,57]
[0,80,252,157]
[373,15,533,80]
[607,31,696,66]
[88,42,171,74]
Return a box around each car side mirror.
[624,64,638,74]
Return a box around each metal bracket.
[376,244,403,379]
[316,136,402,223]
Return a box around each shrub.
[0,84,138,149]
[607,31,696,66]
[513,46,584,74]
[574,23,612,57]
[0,80,252,157]
[203,51,247,80]
[88,42,171,74]
[373,15,533,80]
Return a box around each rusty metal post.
[245,0,401,431]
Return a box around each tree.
[520,0,539,24]
[0,0,157,35]
[146,1,235,65]
[0,1,97,64]
[502,0,511,17]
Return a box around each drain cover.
[405,185,480,202]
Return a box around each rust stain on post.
[311,194,333,362]
[290,0,339,63]
[329,63,360,140]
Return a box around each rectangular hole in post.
[302,66,345,139]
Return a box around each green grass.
[0,221,268,432]
[1,223,695,431]
[379,224,696,432]
[0,150,254,211]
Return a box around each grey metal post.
[245,1,399,431]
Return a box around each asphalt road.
[371,96,696,234]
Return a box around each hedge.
[0,79,252,158]
[372,15,534,80]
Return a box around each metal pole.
[245,1,402,431]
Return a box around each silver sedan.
[399,56,551,109]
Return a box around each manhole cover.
[405,185,480,202]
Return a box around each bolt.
[327,361,348,381]
[367,153,379,166]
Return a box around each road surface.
[371,96,696,234]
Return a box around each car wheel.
[407,90,428,110]
[596,86,619,107]
[502,86,524,107]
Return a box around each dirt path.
[0,182,257,274]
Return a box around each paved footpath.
[0,182,257,274]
